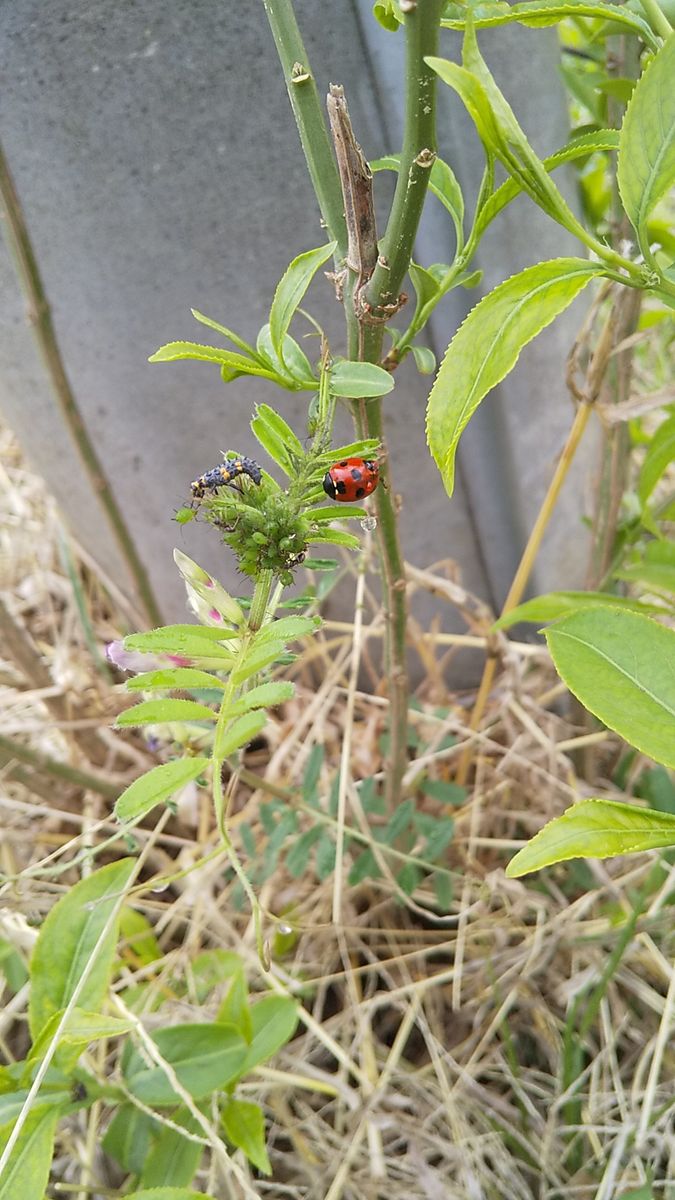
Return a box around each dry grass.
[1,418,674,1200]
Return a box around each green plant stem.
[261,0,348,260]
[0,140,162,628]
[639,0,674,37]
[211,569,275,966]
[347,1,443,811]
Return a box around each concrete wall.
[0,1,595,641]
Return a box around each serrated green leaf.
[474,129,620,242]
[310,504,368,522]
[315,438,380,463]
[441,0,658,48]
[255,324,317,388]
[29,859,135,1041]
[126,667,225,691]
[148,341,278,380]
[123,626,236,669]
[618,36,675,257]
[639,415,675,506]
[507,798,675,877]
[115,699,217,727]
[123,1023,247,1106]
[546,609,675,769]
[426,259,603,495]
[221,1097,271,1174]
[493,590,663,630]
[230,644,288,685]
[214,710,267,759]
[115,757,210,823]
[190,308,259,357]
[269,243,336,362]
[0,1107,60,1200]
[411,344,437,374]
[329,359,395,398]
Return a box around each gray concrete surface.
[0,1,596,648]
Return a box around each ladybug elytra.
[191,456,262,500]
[322,457,379,503]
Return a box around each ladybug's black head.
[322,471,337,500]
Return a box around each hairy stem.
[0,140,162,628]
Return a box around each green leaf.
[190,308,258,358]
[217,971,252,1041]
[255,324,317,388]
[493,590,663,630]
[125,1192,218,1200]
[214,710,267,759]
[411,344,437,374]
[315,438,380,463]
[426,259,603,495]
[546,609,675,769]
[441,0,658,47]
[309,529,361,549]
[254,403,305,459]
[116,699,217,727]
[506,798,675,877]
[139,1113,203,1190]
[638,415,675,506]
[269,242,336,361]
[126,668,225,691]
[616,542,675,598]
[618,36,675,257]
[148,341,278,381]
[0,1107,59,1200]
[409,260,441,316]
[250,414,295,475]
[29,859,135,1041]
[228,681,295,716]
[123,1023,247,1106]
[120,907,162,965]
[329,359,395,398]
[373,0,403,30]
[237,996,298,1077]
[230,644,289,686]
[102,1104,158,1173]
[29,1007,133,1072]
[124,627,236,669]
[115,757,210,823]
[474,129,620,242]
[310,504,367,522]
[221,1098,271,1174]
[255,614,321,645]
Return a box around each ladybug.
[191,456,262,500]
[322,457,379,503]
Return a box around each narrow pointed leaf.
[426,259,603,495]
[148,341,278,380]
[255,615,321,645]
[269,242,336,358]
[0,1108,60,1200]
[228,681,294,716]
[221,1098,271,1174]
[126,668,225,691]
[638,415,675,505]
[618,36,675,253]
[190,308,259,358]
[507,798,675,877]
[29,859,135,1040]
[115,699,217,727]
[441,0,658,48]
[214,710,267,759]
[493,590,663,630]
[546,609,675,768]
[115,757,210,823]
[254,404,305,458]
[238,996,299,1076]
[126,1190,218,1200]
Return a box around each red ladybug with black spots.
[322,457,379,503]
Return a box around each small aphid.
[191,456,262,500]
